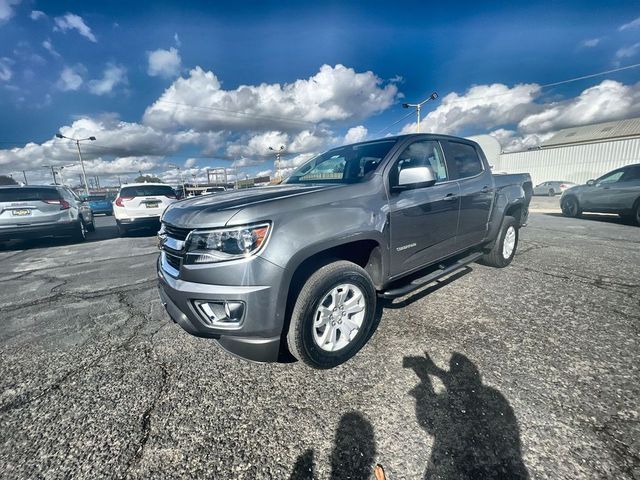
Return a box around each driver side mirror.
[396,165,437,190]
[586,179,595,186]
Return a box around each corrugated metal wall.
[494,138,640,185]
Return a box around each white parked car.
[533,181,577,196]
[113,183,177,236]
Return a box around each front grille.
[164,251,182,272]
[163,223,192,241]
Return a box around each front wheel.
[286,261,377,369]
[548,188,555,196]
[561,196,581,217]
[479,216,519,268]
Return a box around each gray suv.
[561,163,640,224]
[157,134,532,368]
[0,185,94,243]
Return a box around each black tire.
[87,219,96,232]
[479,216,518,268]
[72,219,88,242]
[561,196,581,218]
[286,260,377,369]
[117,222,128,237]
[634,201,640,226]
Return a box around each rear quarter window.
[0,187,61,202]
[446,142,484,179]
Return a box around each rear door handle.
[480,186,492,193]
[443,193,458,201]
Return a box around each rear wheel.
[286,260,377,369]
[117,222,128,237]
[72,219,87,242]
[548,188,555,196]
[87,219,96,232]
[479,216,518,268]
[561,196,581,218]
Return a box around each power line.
[375,62,640,135]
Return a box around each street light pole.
[56,133,96,196]
[402,92,438,133]
[269,145,285,179]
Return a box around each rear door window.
[120,185,175,197]
[445,141,484,179]
[0,187,61,202]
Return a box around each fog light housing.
[194,300,245,329]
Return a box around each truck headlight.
[185,223,271,264]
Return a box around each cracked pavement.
[0,208,638,479]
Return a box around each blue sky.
[1,0,639,185]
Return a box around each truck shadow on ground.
[544,212,637,226]
[380,267,473,309]
[290,352,528,479]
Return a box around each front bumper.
[0,221,77,241]
[156,256,284,363]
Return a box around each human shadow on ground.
[289,411,377,480]
[404,352,529,479]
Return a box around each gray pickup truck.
[157,134,532,368]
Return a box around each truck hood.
[161,184,340,228]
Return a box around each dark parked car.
[561,163,640,225]
[157,134,532,368]
[0,185,94,243]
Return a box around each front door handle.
[443,193,458,201]
[480,185,492,193]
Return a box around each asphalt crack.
[0,289,160,414]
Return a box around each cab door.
[387,139,460,277]
[442,140,494,249]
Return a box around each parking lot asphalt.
[1,211,638,479]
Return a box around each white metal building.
[471,118,640,186]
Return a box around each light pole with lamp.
[268,145,285,179]
[55,133,96,196]
[402,92,438,133]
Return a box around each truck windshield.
[284,140,397,184]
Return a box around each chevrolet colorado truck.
[157,134,532,368]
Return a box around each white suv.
[113,183,177,236]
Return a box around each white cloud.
[344,125,368,144]
[30,10,45,20]
[580,38,601,48]
[257,169,273,178]
[56,64,85,91]
[147,47,181,78]
[615,43,640,61]
[0,57,13,81]
[401,83,541,135]
[174,33,181,47]
[143,64,398,131]
[42,39,60,57]
[54,13,97,42]
[88,63,127,95]
[0,0,20,23]
[489,129,555,153]
[619,16,640,31]
[398,79,640,153]
[0,114,229,182]
[184,158,197,168]
[225,129,332,161]
[517,80,640,134]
